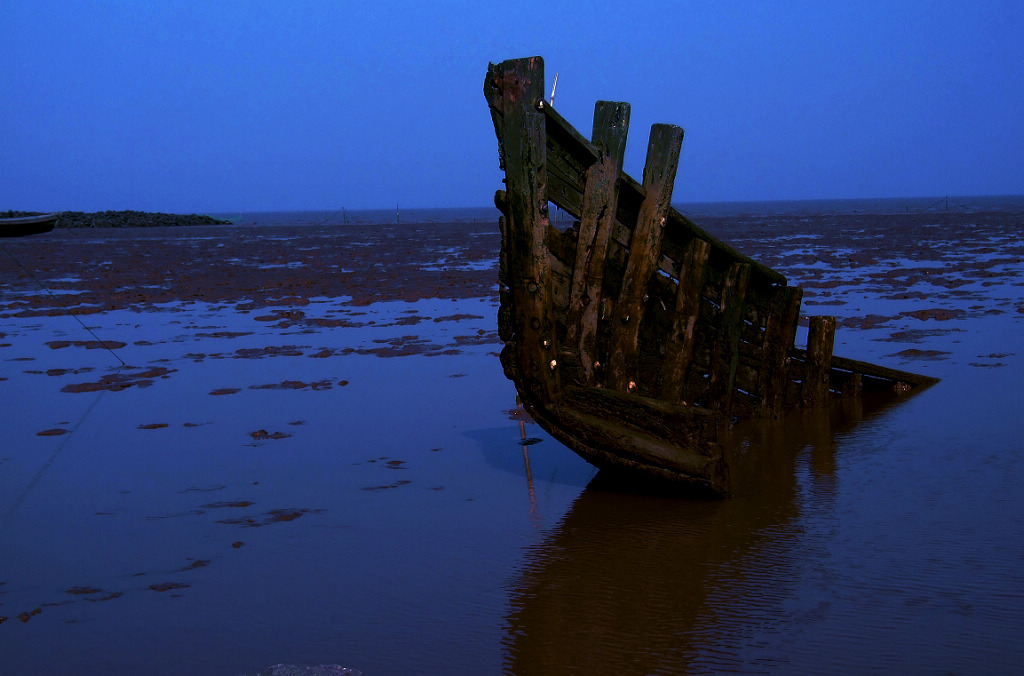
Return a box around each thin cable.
[2,244,127,367]
[1,386,110,519]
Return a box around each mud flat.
[1,209,1023,674]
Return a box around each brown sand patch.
[63,587,122,602]
[362,480,412,491]
[254,309,306,323]
[356,334,462,357]
[23,367,96,376]
[888,349,952,360]
[179,485,226,493]
[249,379,334,391]
[45,339,127,350]
[390,315,424,326]
[901,308,967,321]
[65,586,103,595]
[61,366,176,393]
[215,507,320,527]
[83,591,123,602]
[835,314,899,330]
[194,331,253,338]
[874,328,960,343]
[233,345,305,359]
[454,330,500,346]
[18,609,42,622]
[433,313,485,322]
[249,429,291,440]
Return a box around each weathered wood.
[824,353,940,388]
[537,103,786,288]
[758,284,803,417]
[803,315,837,407]
[566,101,630,385]
[485,55,939,496]
[551,386,728,494]
[606,124,684,392]
[661,237,711,402]
[488,57,561,403]
[842,372,863,398]
[705,262,750,414]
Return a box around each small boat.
[1,212,59,237]
[484,56,938,496]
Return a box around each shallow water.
[1,207,1022,674]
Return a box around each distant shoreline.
[2,210,231,228]
[5,194,1022,230]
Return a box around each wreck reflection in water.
[503,393,904,673]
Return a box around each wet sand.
[1,211,1022,674]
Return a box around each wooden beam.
[758,284,803,417]
[803,315,837,407]
[606,123,684,392]
[824,353,940,387]
[489,56,561,403]
[661,237,711,402]
[706,262,750,414]
[566,101,630,385]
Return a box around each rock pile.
[2,210,230,228]
[57,210,231,228]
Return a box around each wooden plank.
[566,101,630,385]
[661,237,711,402]
[758,284,803,418]
[825,353,941,387]
[803,315,837,407]
[537,103,786,287]
[490,56,561,404]
[550,386,727,492]
[706,262,750,414]
[606,123,684,392]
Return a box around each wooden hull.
[485,56,937,496]
[1,213,58,237]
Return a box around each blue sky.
[3,0,1023,212]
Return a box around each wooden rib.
[605,123,684,392]
[706,262,750,414]
[490,56,561,404]
[757,284,803,418]
[803,315,837,407]
[566,101,630,385]
[661,237,711,402]
[536,102,786,287]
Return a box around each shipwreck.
[485,56,937,496]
